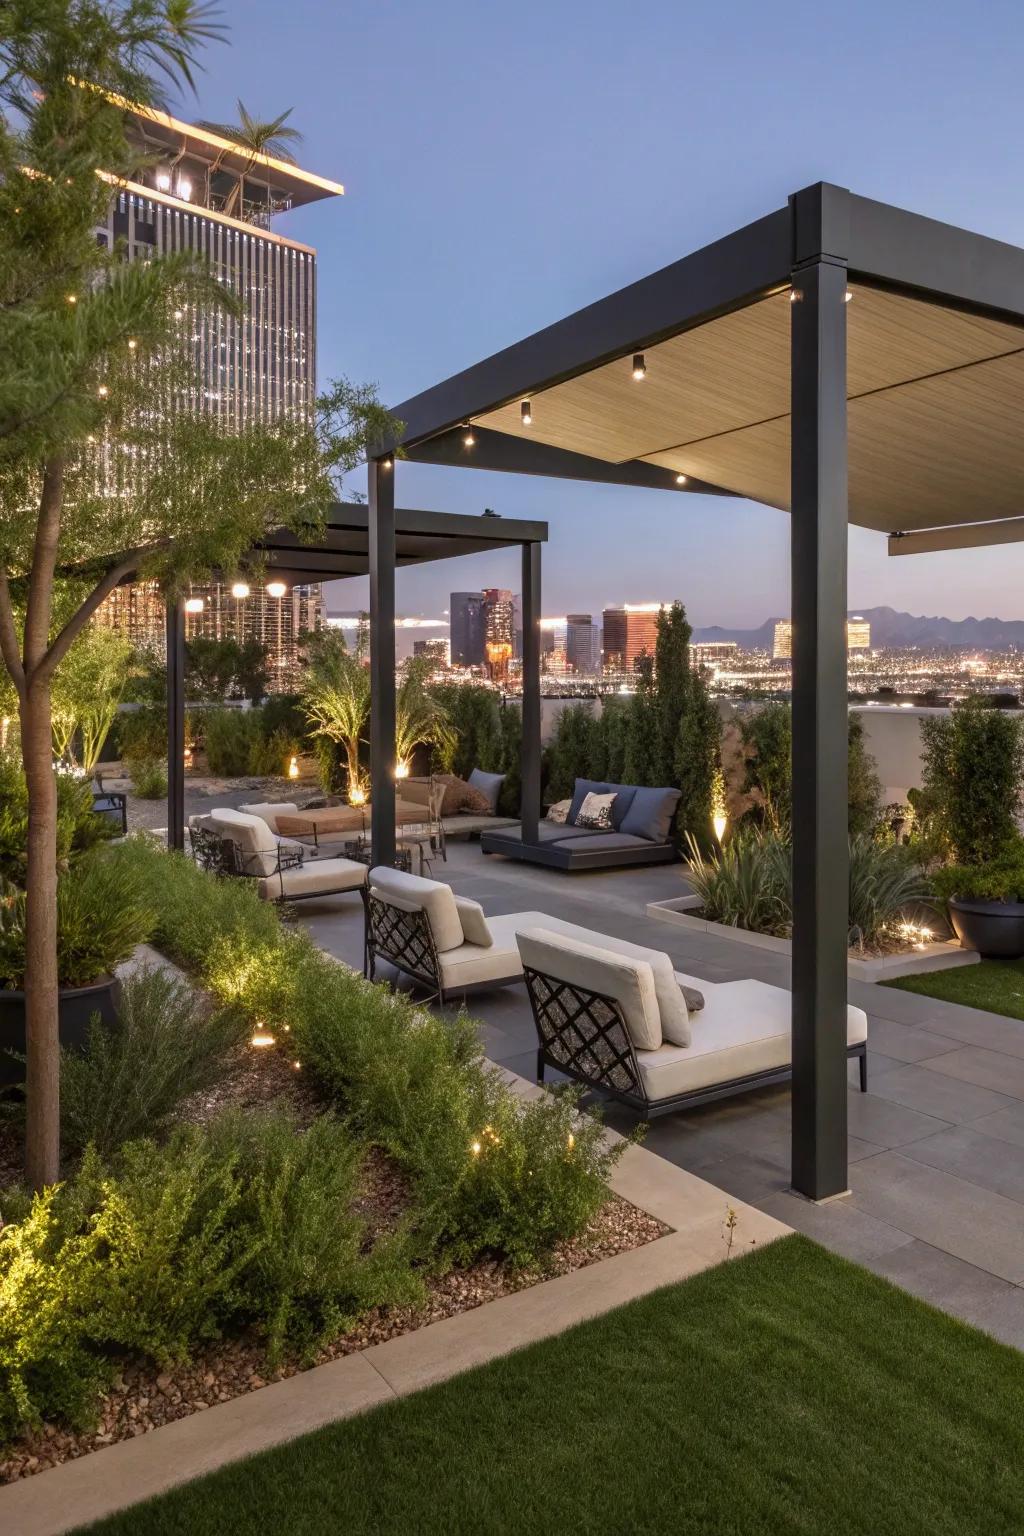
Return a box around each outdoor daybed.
[364,865,552,1005]
[515,918,868,1116]
[480,778,680,871]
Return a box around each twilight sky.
[182,0,1024,625]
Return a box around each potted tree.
[920,700,1024,958]
[0,850,153,1086]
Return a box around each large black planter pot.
[949,898,1024,960]
[0,976,120,1087]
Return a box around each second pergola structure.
[165,501,548,860]
[372,181,1024,1202]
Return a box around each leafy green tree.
[622,656,661,787]
[741,703,883,839]
[51,620,135,770]
[0,3,399,1187]
[920,698,1024,865]
[674,669,720,849]
[593,696,628,783]
[654,601,692,785]
[847,712,882,838]
[429,684,502,779]
[395,656,454,774]
[299,627,371,798]
[545,704,597,800]
[496,699,522,816]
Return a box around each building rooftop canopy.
[118,99,344,226]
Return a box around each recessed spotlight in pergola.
[463,424,475,447]
[632,353,646,380]
[521,400,532,425]
[676,474,688,485]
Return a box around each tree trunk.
[22,674,61,1190]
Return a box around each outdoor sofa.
[480,778,681,871]
[516,918,868,1116]
[363,865,551,1006]
[189,805,367,904]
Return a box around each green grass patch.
[883,956,1024,1020]
[82,1235,1024,1536]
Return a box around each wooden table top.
[276,804,429,837]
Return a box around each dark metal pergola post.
[369,458,397,868]
[166,595,186,852]
[520,541,542,843]
[789,188,850,1201]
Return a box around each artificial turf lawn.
[81,1235,1024,1536]
[883,955,1024,1020]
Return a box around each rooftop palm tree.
[196,101,303,218]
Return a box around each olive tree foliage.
[0,0,401,1189]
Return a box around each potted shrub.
[0,852,154,1084]
[934,851,1024,959]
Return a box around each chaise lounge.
[189,806,367,904]
[364,865,552,1006]
[480,778,680,871]
[515,918,868,1116]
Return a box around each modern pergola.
[371,181,1024,1202]
[165,501,548,859]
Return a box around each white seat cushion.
[210,809,286,878]
[259,857,366,902]
[634,979,868,1101]
[508,913,690,1047]
[369,866,464,952]
[240,801,299,835]
[516,928,663,1052]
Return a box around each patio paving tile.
[906,1005,1024,1060]
[899,1124,1024,1205]
[970,1100,1024,1151]
[864,1062,1019,1123]
[921,1045,1024,1101]
[863,1241,1024,1350]
[844,1089,952,1149]
[860,1014,963,1064]
[756,1190,915,1263]
[849,1152,1024,1285]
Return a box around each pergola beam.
[406,425,738,497]
[889,518,1024,556]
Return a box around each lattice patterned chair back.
[362,886,442,998]
[522,965,646,1106]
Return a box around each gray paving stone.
[845,1088,952,1148]
[864,1241,1024,1349]
[922,1045,1024,1101]
[890,1002,1024,1061]
[756,1190,915,1263]
[861,1015,962,1064]
[866,1061,1018,1123]
[850,1152,1024,1284]
[971,1100,1024,1152]
[900,1124,1024,1206]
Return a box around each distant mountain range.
[693,606,1024,650]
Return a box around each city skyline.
[166,0,1024,627]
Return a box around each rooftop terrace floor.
[149,781,1024,1350]
[297,835,1024,1351]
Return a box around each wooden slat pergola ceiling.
[470,285,1024,534]
[371,183,1024,1206]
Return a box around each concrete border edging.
[0,1074,788,1536]
[646,897,980,981]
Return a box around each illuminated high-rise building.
[450,592,486,667]
[774,618,871,662]
[483,588,515,682]
[94,100,343,683]
[566,614,601,674]
[601,603,664,672]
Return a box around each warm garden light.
[250,1031,275,1049]
[288,755,300,780]
[184,596,204,614]
[97,384,108,397]
[521,400,532,425]
[470,1139,482,1156]
[66,293,77,304]
[395,760,410,779]
[266,580,287,598]
[711,767,728,845]
[632,353,646,379]
[231,581,250,599]
[349,784,367,806]
[127,338,137,350]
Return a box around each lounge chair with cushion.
[481,778,681,871]
[191,808,367,904]
[364,865,548,1005]
[515,918,868,1116]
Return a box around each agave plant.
[847,836,933,952]
[684,829,792,937]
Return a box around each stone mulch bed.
[0,1180,665,1484]
[0,1025,668,1485]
